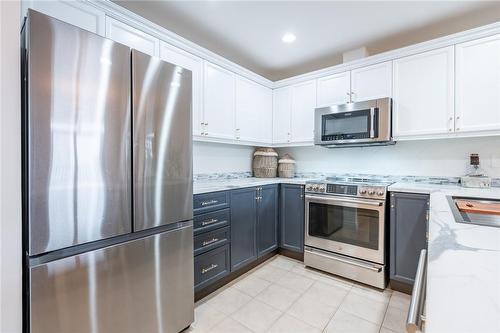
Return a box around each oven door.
[305,194,385,264]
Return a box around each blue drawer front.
[194,226,230,256]
[194,191,230,215]
[194,244,230,291]
[193,209,230,235]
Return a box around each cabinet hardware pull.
[201,263,218,274]
[201,218,219,226]
[202,238,219,246]
[201,199,218,206]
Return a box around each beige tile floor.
[186,255,410,333]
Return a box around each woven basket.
[278,154,296,178]
[253,147,278,178]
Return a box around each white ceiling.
[115,1,500,80]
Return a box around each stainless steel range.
[304,177,393,289]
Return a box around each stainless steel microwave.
[314,97,393,148]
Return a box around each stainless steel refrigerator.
[22,10,194,333]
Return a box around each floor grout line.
[196,256,408,333]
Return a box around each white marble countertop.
[194,175,500,331]
[388,182,463,194]
[193,177,311,194]
[426,186,500,333]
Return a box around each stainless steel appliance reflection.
[23,9,194,333]
[314,98,393,148]
[304,177,392,289]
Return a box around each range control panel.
[305,182,387,199]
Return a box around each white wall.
[0,1,22,333]
[277,137,500,178]
[193,141,255,174]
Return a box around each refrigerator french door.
[23,10,193,333]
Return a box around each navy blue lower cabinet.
[194,244,230,291]
[230,187,258,271]
[279,184,305,253]
[390,192,429,286]
[193,191,230,215]
[257,185,279,256]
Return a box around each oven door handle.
[305,194,384,207]
[305,247,382,272]
[370,107,375,138]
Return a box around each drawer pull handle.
[201,218,219,226]
[202,238,219,246]
[201,263,218,274]
[201,199,218,206]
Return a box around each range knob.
[319,187,325,192]
[377,191,385,196]
[359,188,367,194]
[312,185,319,191]
[368,190,375,195]
[306,185,313,191]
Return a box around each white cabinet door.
[160,41,204,136]
[291,80,317,144]
[273,87,292,144]
[351,61,392,102]
[235,77,272,144]
[393,47,454,138]
[316,72,350,107]
[203,62,235,140]
[455,34,500,133]
[105,17,159,56]
[23,0,105,35]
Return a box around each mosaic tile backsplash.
[194,172,500,187]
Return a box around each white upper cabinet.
[160,42,204,136]
[351,61,392,102]
[203,62,235,140]
[392,46,455,138]
[455,34,500,133]
[291,80,317,144]
[235,77,272,144]
[105,17,159,56]
[316,72,350,107]
[273,87,292,144]
[23,0,105,35]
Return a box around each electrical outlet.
[491,155,500,168]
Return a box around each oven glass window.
[308,202,379,250]
[324,115,368,136]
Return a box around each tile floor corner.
[186,255,410,333]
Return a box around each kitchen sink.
[447,196,500,228]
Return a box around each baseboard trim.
[278,248,304,262]
[389,279,413,295]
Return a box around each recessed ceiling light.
[282,33,296,44]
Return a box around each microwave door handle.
[370,107,375,138]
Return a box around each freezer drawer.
[132,49,193,231]
[25,10,132,256]
[29,224,194,333]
